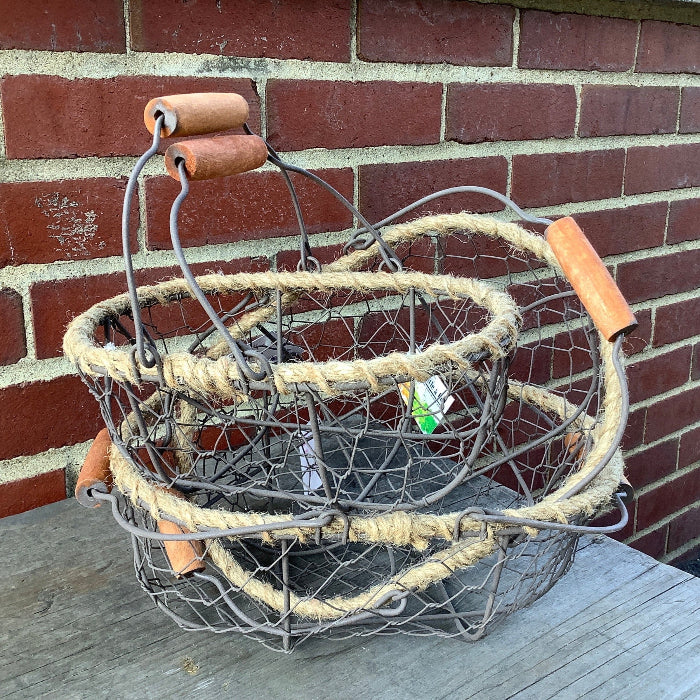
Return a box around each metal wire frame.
[92,477,582,652]
[70,118,635,652]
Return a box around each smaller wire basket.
[68,93,635,651]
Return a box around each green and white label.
[399,376,454,434]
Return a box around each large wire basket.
[67,93,635,651]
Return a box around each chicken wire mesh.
[67,92,633,652]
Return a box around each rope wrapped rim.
[63,269,521,398]
[65,213,628,620]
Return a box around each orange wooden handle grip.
[546,217,637,341]
[144,92,249,138]
[157,486,206,578]
[165,135,268,181]
[157,519,206,578]
[75,428,113,508]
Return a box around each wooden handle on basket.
[75,428,113,508]
[144,93,250,138]
[157,487,206,578]
[545,217,637,341]
[165,135,268,181]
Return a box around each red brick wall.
[0,0,698,564]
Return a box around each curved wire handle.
[122,114,164,369]
[169,160,272,383]
[345,186,553,254]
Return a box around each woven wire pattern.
[75,224,608,650]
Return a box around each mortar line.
[661,534,700,564]
[0,440,92,486]
[2,132,698,184]
[349,0,359,64]
[18,280,36,361]
[627,498,700,542]
[675,86,683,134]
[123,0,132,56]
[440,83,448,143]
[0,92,6,160]
[573,84,582,138]
[633,461,700,499]
[628,374,700,413]
[632,19,642,74]
[505,155,513,198]
[511,8,520,69]
[136,172,149,254]
[256,76,268,141]
[2,49,700,88]
[662,200,671,246]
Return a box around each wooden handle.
[144,93,249,138]
[546,217,637,341]
[165,135,268,181]
[157,487,206,578]
[75,428,113,508]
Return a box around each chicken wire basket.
[67,93,635,652]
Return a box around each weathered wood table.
[1,498,698,699]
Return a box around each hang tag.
[298,431,323,495]
[399,376,454,434]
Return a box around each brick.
[616,249,700,304]
[446,84,576,144]
[0,470,66,519]
[359,157,508,224]
[693,342,700,381]
[573,202,667,258]
[0,179,137,267]
[636,20,700,74]
[0,0,124,52]
[623,407,646,449]
[625,439,678,490]
[628,527,667,559]
[654,297,700,347]
[509,341,552,387]
[0,376,103,461]
[680,87,700,134]
[579,86,679,138]
[679,426,700,469]
[511,150,625,208]
[0,289,26,365]
[627,346,692,404]
[622,307,652,356]
[358,0,513,66]
[130,0,350,61]
[1,75,260,160]
[667,506,700,552]
[667,198,700,244]
[146,168,353,250]
[644,385,700,443]
[266,80,442,151]
[625,144,700,195]
[637,467,700,531]
[31,259,268,359]
[518,10,637,71]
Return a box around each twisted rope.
[64,270,520,399]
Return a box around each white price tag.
[298,430,323,495]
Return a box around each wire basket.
[67,93,635,651]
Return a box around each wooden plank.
[0,500,698,699]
